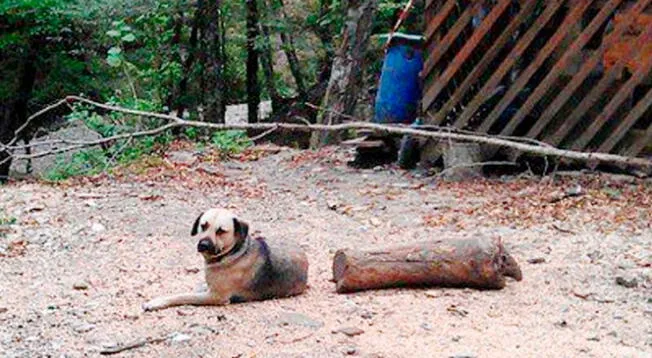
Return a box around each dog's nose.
[197,239,215,253]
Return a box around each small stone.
[197,163,221,175]
[452,335,462,342]
[73,323,95,333]
[169,332,191,343]
[335,327,365,337]
[167,151,197,166]
[424,290,440,298]
[73,281,89,290]
[90,223,106,233]
[247,341,256,347]
[343,345,357,355]
[420,323,432,331]
[449,353,476,358]
[615,276,638,288]
[373,165,383,172]
[587,336,600,342]
[527,257,546,264]
[0,307,7,314]
[555,320,568,328]
[275,312,323,329]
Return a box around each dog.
[143,208,309,311]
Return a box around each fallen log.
[332,237,522,293]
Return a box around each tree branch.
[2,96,652,171]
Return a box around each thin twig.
[305,102,358,122]
[2,96,652,171]
[246,127,277,142]
[99,336,167,355]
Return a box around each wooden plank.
[497,0,624,137]
[571,53,652,150]
[545,18,652,146]
[450,0,566,129]
[421,4,477,90]
[425,0,456,41]
[428,0,542,125]
[422,0,514,118]
[526,0,652,140]
[600,86,652,154]
[477,0,593,133]
[625,112,652,157]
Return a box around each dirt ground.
[1,144,651,358]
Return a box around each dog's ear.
[191,212,204,236]
[233,218,249,240]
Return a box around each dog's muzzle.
[197,239,216,254]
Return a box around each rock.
[90,223,106,233]
[167,151,197,166]
[343,345,358,355]
[73,281,89,290]
[0,307,7,314]
[615,276,638,288]
[424,290,440,298]
[527,257,546,264]
[169,332,191,343]
[73,323,95,333]
[197,163,221,175]
[420,323,432,331]
[275,312,323,329]
[449,353,476,358]
[334,327,365,337]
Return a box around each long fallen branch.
[3,95,652,171]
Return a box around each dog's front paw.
[142,297,168,312]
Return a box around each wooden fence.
[422,0,652,164]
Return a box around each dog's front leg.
[142,292,228,312]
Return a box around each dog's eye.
[216,227,226,235]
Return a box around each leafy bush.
[211,130,252,155]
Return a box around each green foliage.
[0,210,17,226]
[211,130,252,154]
[43,149,108,181]
[0,209,17,238]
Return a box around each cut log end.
[332,237,522,294]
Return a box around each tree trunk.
[173,0,204,119]
[332,237,523,293]
[0,47,37,182]
[315,0,335,84]
[259,1,282,113]
[246,0,261,123]
[202,0,225,123]
[165,8,185,111]
[310,0,377,148]
[274,0,306,99]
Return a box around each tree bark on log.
[332,237,523,293]
[310,0,378,148]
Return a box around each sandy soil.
[1,145,650,358]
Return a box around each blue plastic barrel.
[373,33,424,124]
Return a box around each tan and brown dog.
[143,208,308,311]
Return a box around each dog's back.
[247,237,308,301]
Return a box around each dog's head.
[191,208,249,261]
